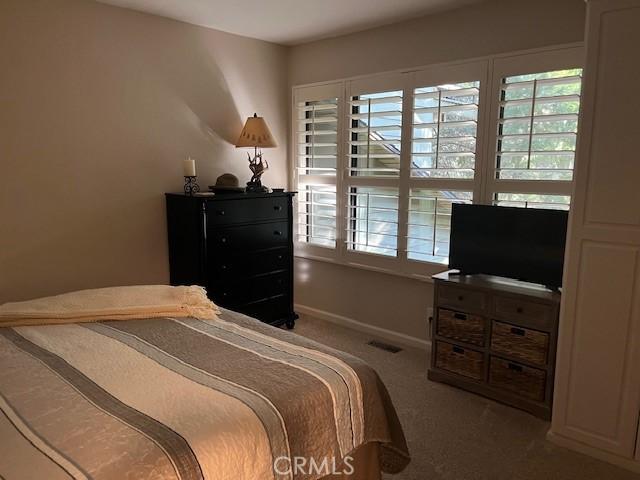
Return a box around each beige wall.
[0,0,288,303]
[290,0,586,342]
[289,0,587,86]
[295,258,433,341]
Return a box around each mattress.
[0,307,409,479]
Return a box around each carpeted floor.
[293,314,640,480]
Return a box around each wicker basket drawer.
[437,309,486,346]
[438,285,487,313]
[493,296,553,329]
[435,341,484,381]
[489,357,546,401]
[491,321,549,366]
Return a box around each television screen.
[448,204,569,288]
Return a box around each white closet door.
[551,0,640,459]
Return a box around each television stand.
[428,270,561,419]
[447,270,479,278]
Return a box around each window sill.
[293,250,449,284]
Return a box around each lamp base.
[246,180,268,193]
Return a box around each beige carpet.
[293,314,640,480]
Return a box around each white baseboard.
[546,431,640,474]
[295,303,429,350]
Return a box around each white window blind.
[295,88,341,252]
[407,189,472,263]
[293,48,583,274]
[496,69,582,181]
[407,79,480,264]
[297,98,339,176]
[347,187,399,257]
[349,90,403,177]
[297,185,337,247]
[493,192,570,210]
[412,82,480,179]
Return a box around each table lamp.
[235,113,277,192]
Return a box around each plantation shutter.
[294,85,342,250]
[492,68,583,210]
[348,90,403,177]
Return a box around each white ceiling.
[95,0,482,46]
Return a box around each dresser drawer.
[437,309,486,346]
[491,321,549,366]
[437,285,487,313]
[206,196,288,225]
[237,295,291,324]
[493,296,554,329]
[489,357,546,401]
[210,271,288,306]
[434,341,484,381]
[209,222,289,251]
[209,247,289,279]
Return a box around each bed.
[0,286,409,479]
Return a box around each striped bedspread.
[0,308,409,480]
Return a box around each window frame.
[292,82,345,261]
[482,46,584,207]
[343,73,406,272]
[404,61,490,274]
[291,44,584,281]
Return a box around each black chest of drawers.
[165,192,298,328]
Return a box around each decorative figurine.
[247,152,269,193]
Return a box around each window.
[294,86,342,253]
[346,87,403,258]
[297,98,338,176]
[494,192,570,210]
[347,187,399,256]
[298,184,337,247]
[412,82,480,179]
[408,189,473,263]
[407,79,481,264]
[493,68,582,209]
[349,90,403,177]
[292,47,583,276]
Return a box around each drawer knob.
[217,210,225,216]
[452,346,465,355]
[508,363,523,372]
[516,307,524,314]
[457,295,464,301]
[273,205,282,211]
[274,230,283,236]
[453,313,467,321]
[220,237,227,243]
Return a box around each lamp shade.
[235,113,277,148]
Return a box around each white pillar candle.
[183,157,196,177]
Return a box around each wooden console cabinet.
[428,271,560,419]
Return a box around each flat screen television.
[448,204,569,289]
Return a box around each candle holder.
[184,176,200,195]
